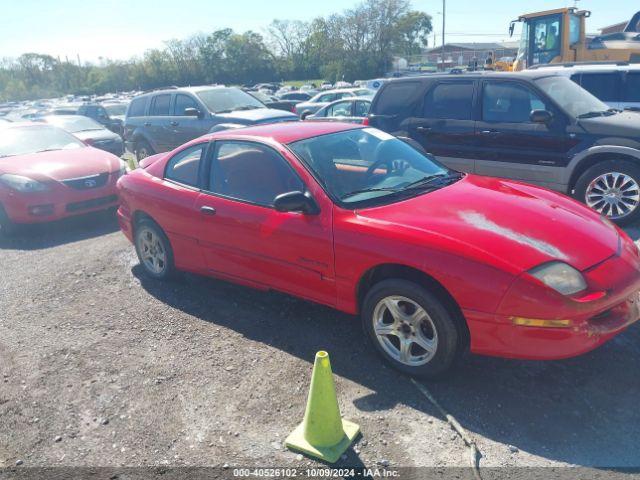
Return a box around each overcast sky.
[1,0,632,62]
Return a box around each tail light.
[361,117,370,126]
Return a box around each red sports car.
[116,122,640,377]
[0,122,124,234]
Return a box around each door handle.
[416,126,432,132]
[200,206,216,215]
[170,121,179,127]
[144,122,152,127]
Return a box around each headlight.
[0,174,50,192]
[529,261,587,296]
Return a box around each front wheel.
[134,219,175,280]
[362,279,460,379]
[574,160,640,226]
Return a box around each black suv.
[124,86,297,161]
[369,71,640,224]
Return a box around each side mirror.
[530,109,553,124]
[184,107,203,118]
[509,22,515,38]
[274,191,319,215]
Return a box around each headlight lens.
[529,261,587,296]
[0,174,50,192]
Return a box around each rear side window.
[579,73,620,102]
[623,73,640,103]
[165,144,204,187]
[375,81,421,115]
[150,94,171,116]
[423,82,474,120]
[128,97,147,117]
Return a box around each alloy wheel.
[585,171,640,220]
[372,295,438,366]
[136,227,167,274]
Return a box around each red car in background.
[116,122,640,377]
[0,122,125,234]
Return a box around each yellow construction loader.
[509,7,640,71]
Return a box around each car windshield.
[0,125,84,157]
[103,103,128,116]
[196,88,265,113]
[535,76,613,118]
[289,128,459,205]
[44,116,104,132]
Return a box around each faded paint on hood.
[356,174,619,273]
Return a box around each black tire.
[574,160,640,226]
[0,204,16,237]
[134,139,154,162]
[134,218,175,280]
[361,279,460,379]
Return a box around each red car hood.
[0,147,121,181]
[355,175,619,273]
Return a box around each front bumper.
[1,174,120,224]
[466,243,640,360]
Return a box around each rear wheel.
[574,160,640,226]
[362,279,460,379]
[134,219,175,280]
[134,139,154,162]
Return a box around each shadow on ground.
[0,209,119,251]
[133,262,640,469]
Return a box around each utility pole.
[441,0,446,70]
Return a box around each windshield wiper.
[577,110,615,119]
[34,148,62,153]
[340,187,402,200]
[235,105,262,111]
[403,172,462,190]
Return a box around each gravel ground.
[0,212,639,477]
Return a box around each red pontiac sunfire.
[0,122,124,233]
[117,122,640,377]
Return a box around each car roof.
[206,121,362,144]
[385,70,554,84]
[527,63,640,73]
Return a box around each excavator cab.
[511,8,640,71]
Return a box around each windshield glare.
[535,76,610,118]
[44,116,104,132]
[196,88,264,113]
[289,128,451,204]
[0,125,84,157]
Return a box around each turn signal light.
[511,317,572,328]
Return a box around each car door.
[408,80,477,173]
[143,143,209,271]
[193,140,336,306]
[147,93,174,152]
[168,93,211,147]
[474,80,568,188]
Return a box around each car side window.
[327,101,352,117]
[150,94,171,116]
[174,94,199,116]
[624,73,640,103]
[128,97,147,117]
[165,144,205,187]
[354,101,370,117]
[482,82,547,123]
[318,94,335,103]
[579,73,620,102]
[210,141,304,207]
[423,82,474,120]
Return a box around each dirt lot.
[0,212,639,476]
